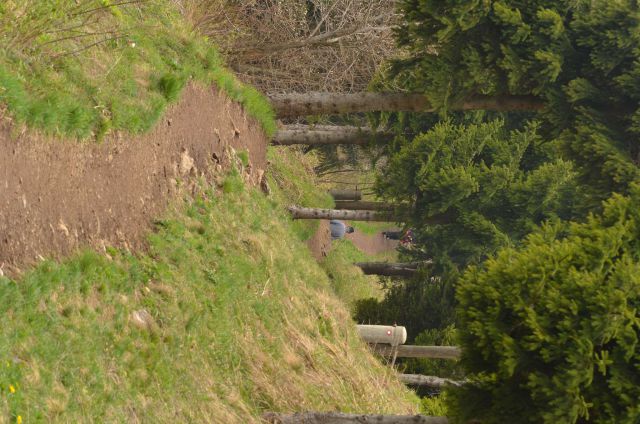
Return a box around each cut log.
[334,201,398,211]
[355,261,431,277]
[269,91,544,119]
[272,125,394,146]
[262,412,449,424]
[269,92,432,118]
[356,325,407,346]
[328,189,362,201]
[399,374,463,388]
[372,345,461,360]
[287,206,395,222]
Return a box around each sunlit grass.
[0,1,276,139]
[0,169,417,422]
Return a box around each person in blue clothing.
[330,220,354,240]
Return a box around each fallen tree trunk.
[372,345,461,360]
[272,125,394,145]
[269,92,545,118]
[288,206,396,222]
[263,412,449,424]
[334,201,398,211]
[355,261,430,277]
[328,189,362,201]
[399,374,463,388]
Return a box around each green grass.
[0,170,417,423]
[319,239,385,308]
[268,146,334,241]
[0,1,276,139]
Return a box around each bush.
[450,187,640,423]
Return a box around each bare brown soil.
[306,220,331,260]
[0,84,268,273]
[345,227,399,256]
[306,220,398,259]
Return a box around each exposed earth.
[0,84,268,273]
[306,220,399,259]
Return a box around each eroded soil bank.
[0,84,268,272]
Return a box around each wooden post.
[287,206,396,222]
[399,374,463,388]
[334,201,398,211]
[355,261,431,277]
[262,412,449,424]
[328,189,362,201]
[372,345,461,360]
[356,325,407,346]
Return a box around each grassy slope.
[0,159,417,422]
[0,1,275,138]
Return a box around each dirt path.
[345,226,399,256]
[306,220,399,259]
[306,220,331,260]
[0,84,268,272]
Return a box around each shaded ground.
[306,220,398,259]
[345,223,399,256]
[0,84,268,272]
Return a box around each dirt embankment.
[0,84,268,272]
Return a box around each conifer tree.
[393,0,640,206]
[452,187,640,423]
[355,120,578,338]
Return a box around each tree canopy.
[377,119,577,268]
[355,119,578,340]
[393,0,640,206]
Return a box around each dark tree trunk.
[263,412,449,424]
[269,92,544,118]
[371,345,461,360]
[355,261,431,277]
[334,201,397,210]
[328,189,362,201]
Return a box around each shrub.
[451,187,640,423]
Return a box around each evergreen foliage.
[378,120,577,268]
[393,0,640,206]
[355,120,578,340]
[451,187,640,423]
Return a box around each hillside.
[0,153,418,422]
[0,2,419,422]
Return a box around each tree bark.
[287,206,396,222]
[399,374,463,388]
[269,92,544,118]
[355,261,431,277]
[371,345,461,360]
[270,92,431,118]
[272,125,394,146]
[328,189,362,201]
[262,412,449,424]
[334,201,398,211]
